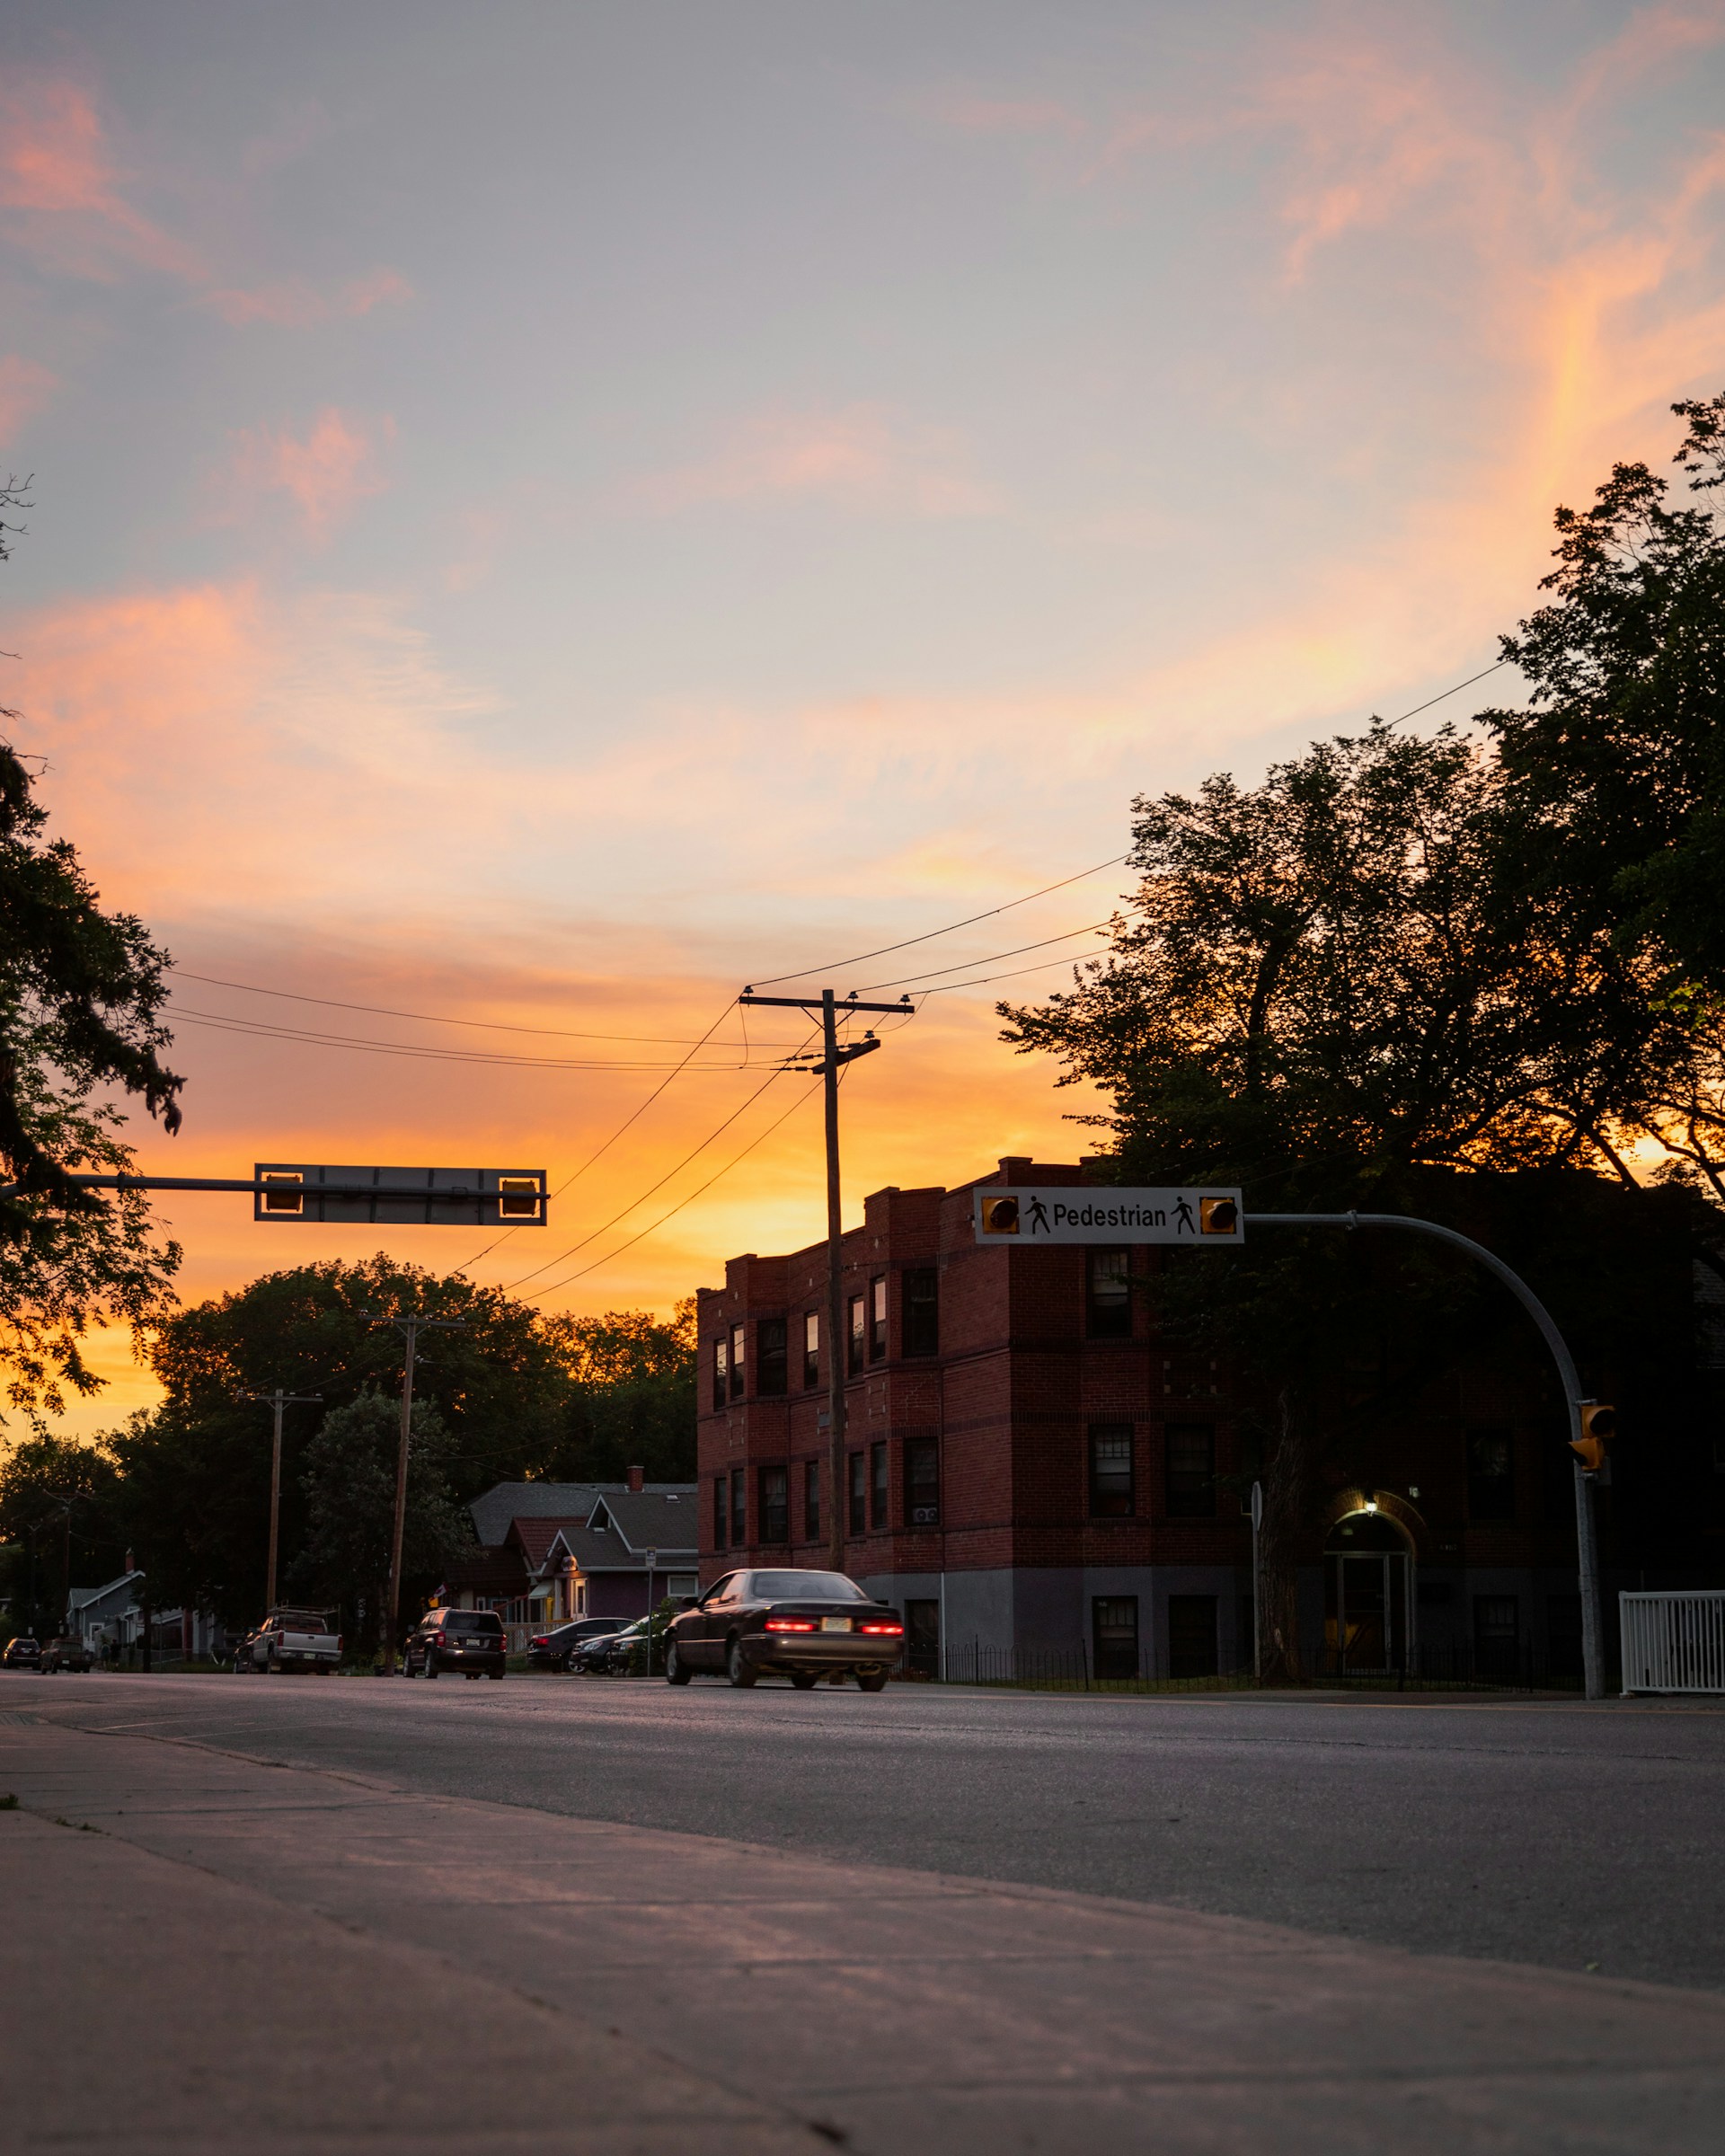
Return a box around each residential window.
[1092,1595,1139,1680]
[1167,1595,1218,1680]
[904,1268,938,1356]
[848,1294,865,1376]
[1164,1422,1216,1518]
[870,1276,888,1361]
[848,1451,866,1535]
[803,1311,820,1389]
[1086,1249,1132,1339]
[1473,1594,1520,1680]
[712,1475,727,1551]
[871,1441,889,1529]
[712,1336,728,1412]
[803,1459,820,1542]
[906,1436,940,1527]
[729,1321,746,1401]
[759,1465,789,1544]
[757,1317,788,1398]
[1466,1425,1515,1522]
[1088,1423,1135,1518]
[729,1468,746,1548]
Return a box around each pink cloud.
[0,76,207,282]
[220,408,393,540]
[624,405,1001,518]
[0,355,56,446]
[200,267,413,329]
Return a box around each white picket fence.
[1620,1591,1725,1695]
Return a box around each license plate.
[820,1617,852,1632]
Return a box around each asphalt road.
[14,1668,1725,1991]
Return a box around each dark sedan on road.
[666,1570,903,1690]
[526,1616,631,1671]
[404,1608,507,1679]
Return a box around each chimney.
[125,1549,135,1575]
[626,1464,644,1493]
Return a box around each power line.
[502,1024,818,1290]
[854,919,1111,993]
[525,1065,829,1302]
[166,1004,779,1074]
[168,968,740,1047]
[745,855,1131,988]
[1384,658,1509,728]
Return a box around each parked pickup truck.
[236,1608,341,1674]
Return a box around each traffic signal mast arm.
[1247,1208,1607,1701]
[0,1175,529,1202]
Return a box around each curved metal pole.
[1248,1211,1604,1700]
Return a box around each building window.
[903,1268,938,1356]
[1167,1595,1218,1680]
[757,1317,788,1398]
[729,1321,746,1401]
[1473,1594,1520,1680]
[1086,1249,1132,1339]
[712,1336,728,1412]
[848,1451,866,1535]
[870,1275,887,1361]
[729,1468,747,1548]
[871,1440,889,1529]
[713,1475,727,1551]
[803,1311,820,1389]
[803,1459,820,1542]
[1092,1595,1139,1679]
[1466,1426,1515,1522]
[1088,1423,1135,1517]
[759,1465,789,1544]
[848,1294,865,1375]
[1164,1422,1216,1518]
[906,1436,940,1526]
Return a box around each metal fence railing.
[1620,1591,1725,1695]
[927,1639,1589,1694]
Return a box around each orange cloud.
[219,408,393,539]
[0,355,55,446]
[624,404,1002,517]
[200,267,413,328]
[0,75,207,282]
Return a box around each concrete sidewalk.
[4,1717,1723,2153]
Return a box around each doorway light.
[1364,1498,1378,1514]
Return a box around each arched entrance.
[1323,1507,1415,1675]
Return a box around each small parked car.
[403,1608,507,1679]
[40,1637,92,1673]
[234,1609,341,1674]
[526,1616,630,1671]
[666,1570,904,1690]
[2,1636,42,1670]
[572,1617,651,1675]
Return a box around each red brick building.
[696,1153,1663,1683]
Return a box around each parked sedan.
[2,1637,41,1670]
[571,1618,646,1674]
[403,1608,507,1679]
[666,1570,904,1690]
[40,1637,92,1673]
[526,1616,630,1671]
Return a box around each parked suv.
[2,1637,41,1670]
[40,1637,92,1673]
[404,1608,507,1679]
[527,1616,629,1671]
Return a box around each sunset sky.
[5,1,1725,1433]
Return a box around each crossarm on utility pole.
[1247,1210,1605,1700]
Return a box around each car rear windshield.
[444,1613,504,1634]
[749,1572,871,1602]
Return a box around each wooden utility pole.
[366,1312,467,1673]
[739,987,911,1575]
[239,1387,322,1611]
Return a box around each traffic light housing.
[1570,1401,1615,1474]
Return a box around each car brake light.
[765,1617,818,1632]
[858,1621,904,1635]
[531,1636,549,1648]
[336,1637,343,1653]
